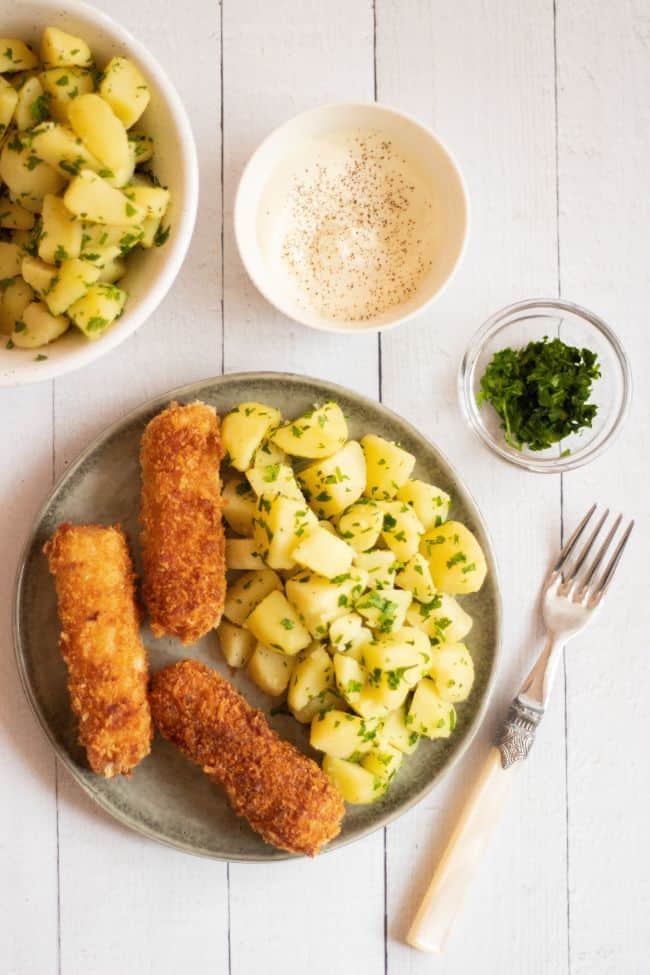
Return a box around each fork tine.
[561,508,610,591]
[549,503,597,580]
[588,520,635,607]
[576,513,622,597]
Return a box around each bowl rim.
[13,369,502,862]
[233,100,470,336]
[459,297,633,474]
[0,0,199,388]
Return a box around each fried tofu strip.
[140,401,226,645]
[150,660,345,856]
[44,523,152,778]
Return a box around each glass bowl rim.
[458,297,632,474]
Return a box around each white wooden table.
[2,1,649,972]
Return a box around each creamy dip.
[257,129,437,322]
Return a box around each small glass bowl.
[459,298,632,473]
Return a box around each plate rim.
[13,370,503,862]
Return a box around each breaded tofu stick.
[44,523,152,778]
[150,660,345,856]
[140,401,226,645]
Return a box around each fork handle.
[406,746,518,953]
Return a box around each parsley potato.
[245,589,311,655]
[297,440,366,517]
[406,592,473,643]
[217,620,256,669]
[223,568,282,626]
[22,255,57,299]
[361,434,415,500]
[337,498,383,552]
[272,401,347,459]
[322,755,383,804]
[421,521,487,595]
[221,402,282,471]
[429,643,475,703]
[12,300,68,347]
[310,709,382,759]
[222,476,257,535]
[287,646,337,722]
[247,643,295,696]
[408,678,456,739]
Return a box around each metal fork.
[407,506,635,954]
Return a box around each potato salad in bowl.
[218,398,488,806]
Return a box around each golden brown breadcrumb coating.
[140,401,226,645]
[150,660,345,856]
[44,523,152,778]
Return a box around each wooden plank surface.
[0,0,647,972]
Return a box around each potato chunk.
[310,710,382,759]
[353,550,397,590]
[328,612,372,658]
[222,476,257,535]
[0,199,35,230]
[291,523,355,579]
[337,499,383,552]
[217,620,256,668]
[41,27,93,68]
[124,184,169,219]
[253,494,316,569]
[100,57,150,128]
[13,77,47,131]
[247,643,295,696]
[67,94,130,174]
[67,282,126,339]
[408,678,456,739]
[64,169,145,225]
[298,440,366,518]
[0,78,18,136]
[429,643,475,703]
[378,500,424,561]
[421,521,487,595]
[245,590,311,655]
[288,646,337,721]
[379,705,419,755]
[31,122,102,179]
[225,538,265,571]
[40,68,94,122]
[0,278,33,334]
[397,479,451,529]
[223,568,282,626]
[362,434,415,500]
[21,256,57,297]
[406,592,473,643]
[286,570,368,639]
[0,242,22,279]
[395,553,436,603]
[361,743,403,784]
[39,194,82,264]
[0,40,39,73]
[355,588,412,635]
[322,755,384,804]
[0,138,65,213]
[245,462,304,502]
[221,402,281,471]
[272,401,347,459]
[45,257,100,316]
[361,628,431,691]
[12,301,69,348]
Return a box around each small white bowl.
[234,103,469,335]
[0,0,198,387]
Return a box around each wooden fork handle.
[406,747,518,953]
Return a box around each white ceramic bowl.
[0,0,198,387]
[234,102,469,334]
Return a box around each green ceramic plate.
[14,372,501,861]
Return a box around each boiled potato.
[245,589,311,655]
[67,94,130,174]
[322,755,384,804]
[421,521,487,595]
[247,643,295,696]
[217,620,256,668]
[100,57,150,128]
[40,68,94,122]
[0,242,22,278]
[332,653,365,710]
[395,553,436,603]
[67,281,126,339]
[379,705,419,755]
[124,184,169,219]
[63,169,145,225]
[310,710,381,759]
[361,627,431,691]
[361,434,415,500]
[13,76,46,130]
[21,255,57,296]
[291,523,355,579]
[223,568,282,626]
[0,198,35,229]
[406,592,473,643]
[0,277,33,333]
[251,437,287,468]
[128,130,154,164]
[288,646,337,721]
[221,402,281,471]
[0,138,65,213]
[297,440,366,518]
[253,494,317,570]
[397,479,451,529]
[225,538,265,571]
[245,462,304,502]
[0,78,19,135]
[41,27,93,68]
[0,40,39,73]
[429,643,475,703]
[222,476,257,535]
[353,550,397,590]
[39,194,82,264]
[337,499,383,553]
[12,301,68,348]
[379,500,424,561]
[285,569,368,639]
[408,678,456,739]
[96,254,126,284]
[272,401,347,459]
[45,257,100,315]
[328,612,372,657]
[353,682,412,720]
[31,122,102,178]
[355,588,412,635]
[361,743,403,784]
